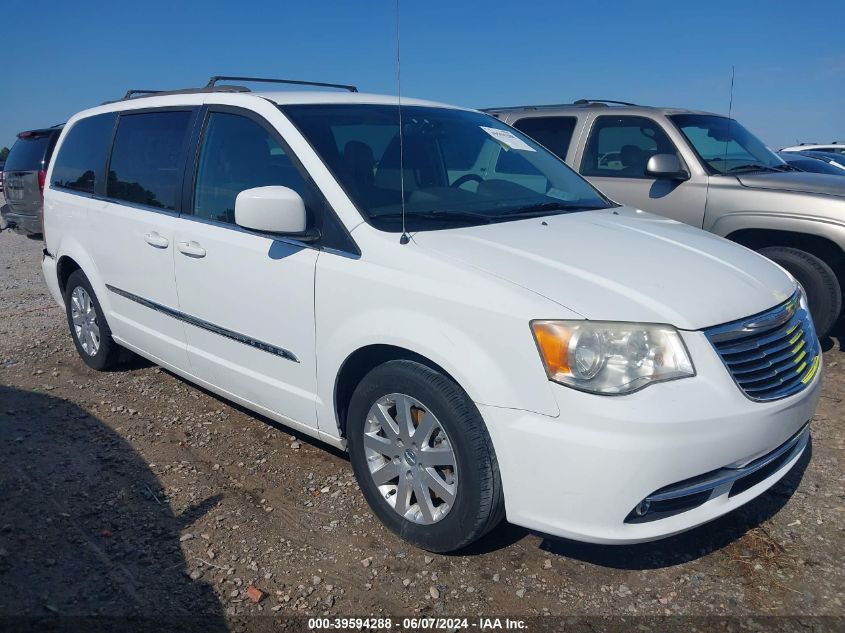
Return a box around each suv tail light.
[38,169,47,243]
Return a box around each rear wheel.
[64,270,123,370]
[346,360,504,552]
[758,246,841,338]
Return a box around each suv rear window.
[512,116,577,160]
[107,111,193,210]
[5,133,54,171]
[51,114,117,194]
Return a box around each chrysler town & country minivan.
[41,78,821,551]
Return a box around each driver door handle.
[176,240,206,258]
[143,232,169,249]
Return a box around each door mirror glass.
[645,154,690,181]
[235,186,307,235]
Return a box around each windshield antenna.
[723,65,735,169]
[395,0,410,245]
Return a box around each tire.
[64,270,123,370]
[758,246,842,338]
[346,360,504,552]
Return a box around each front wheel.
[758,246,842,338]
[346,360,504,552]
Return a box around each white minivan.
[41,78,822,552]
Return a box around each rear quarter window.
[512,116,577,160]
[5,133,55,171]
[51,114,117,194]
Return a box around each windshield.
[670,114,786,175]
[283,104,613,231]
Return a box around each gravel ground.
[0,229,843,621]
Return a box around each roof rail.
[573,99,637,106]
[206,75,358,93]
[124,89,163,99]
[482,102,584,113]
[101,84,250,105]
[483,99,640,113]
[102,75,358,106]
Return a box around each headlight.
[531,321,695,395]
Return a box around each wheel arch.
[725,228,844,280]
[51,239,109,309]
[57,255,82,296]
[333,344,460,439]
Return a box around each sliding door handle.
[143,232,169,248]
[176,240,206,258]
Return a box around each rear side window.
[51,114,116,194]
[581,116,678,178]
[512,116,577,160]
[5,133,54,171]
[107,111,192,210]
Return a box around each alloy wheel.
[363,393,458,524]
[70,286,100,356]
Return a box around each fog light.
[634,499,651,517]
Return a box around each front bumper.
[482,330,822,544]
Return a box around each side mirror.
[235,186,312,237]
[645,154,690,181]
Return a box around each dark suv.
[1,125,63,237]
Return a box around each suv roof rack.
[103,75,358,105]
[206,75,358,92]
[483,99,639,113]
[572,99,637,106]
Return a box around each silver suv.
[485,100,845,338]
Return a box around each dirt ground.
[0,229,843,623]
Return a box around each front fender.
[709,210,845,250]
[314,246,567,438]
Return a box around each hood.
[412,207,796,330]
[737,171,845,198]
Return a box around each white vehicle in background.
[781,142,845,156]
[41,77,821,551]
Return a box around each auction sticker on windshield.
[480,126,536,152]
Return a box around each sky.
[1,0,843,152]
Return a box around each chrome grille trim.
[704,292,820,402]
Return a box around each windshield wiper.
[372,211,492,224]
[727,163,781,173]
[497,201,606,218]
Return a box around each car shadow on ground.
[533,441,812,569]
[0,385,227,629]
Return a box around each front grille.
[705,292,820,401]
